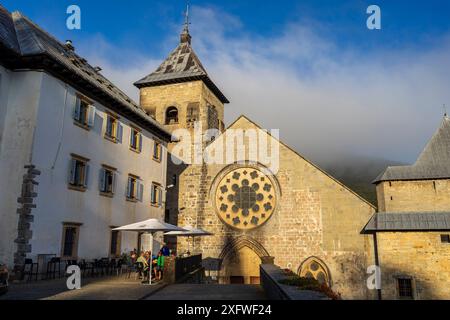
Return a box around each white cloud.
[75,6,450,164]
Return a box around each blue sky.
[4,0,450,55]
[3,1,450,163]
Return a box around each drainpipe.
[51,85,69,169]
[373,232,382,300]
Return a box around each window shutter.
[116,122,123,143]
[87,105,96,127]
[99,168,106,192]
[111,172,117,194]
[135,180,143,202]
[69,159,77,184]
[158,187,162,206]
[106,119,112,136]
[130,131,135,148]
[140,183,144,202]
[151,185,156,204]
[126,177,132,198]
[138,133,143,152]
[83,164,90,188]
[73,97,81,121]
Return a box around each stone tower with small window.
[134,23,229,142]
[134,21,230,239]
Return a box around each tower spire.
[180,2,192,44]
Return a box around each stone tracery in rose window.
[215,167,277,230]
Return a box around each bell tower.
[134,8,229,137]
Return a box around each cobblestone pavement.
[0,276,166,300]
[148,284,267,300]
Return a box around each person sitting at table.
[136,252,149,280]
[151,253,158,279]
[130,249,138,264]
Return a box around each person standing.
[156,251,165,281]
[161,243,170,257]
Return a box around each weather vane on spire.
[184,1,191,32]
[180,1,192,44]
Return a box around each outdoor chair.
[46,257,61,279]
[64,260,78,272]
[108,259,117,275]
[23,258,39,281]
[116,259,128,276]
[99,258,110,275]
[132,262,145,280]
[84,259,94,277]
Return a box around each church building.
[1,4,449,300]
[135,21,377,299]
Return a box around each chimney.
[65,40,75,51]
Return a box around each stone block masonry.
[13,164,40,276]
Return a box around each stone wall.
[376,231,450,300]
[260,264,329,300]
[139,81,225,136]
[376,179,450,212]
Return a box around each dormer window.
[165,106,179,125]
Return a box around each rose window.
[215,167,277,230]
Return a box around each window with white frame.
[73,96,95,128]
[68,155,90,190]
[153,140,162,161]
[105,114,122,142]
[99,166,116,196]
[126,175,143,201]
[151,183,163,207]
[130,127,142,152]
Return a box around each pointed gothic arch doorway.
[218,236,270,285]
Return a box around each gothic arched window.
[298,257,331,286]
[165,106,179,125]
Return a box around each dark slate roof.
[134,30,229,104]
[363,212,450,233]
[0,6,19,53]
[374,116,450,183]
[0,6,172,140]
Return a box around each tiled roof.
[0,5,172,140]
[363,212,450,233]
[374,116,450,183]
[134,29,229,104]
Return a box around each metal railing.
[175,254,202,282]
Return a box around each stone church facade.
[135,25,377,299]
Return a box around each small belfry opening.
[165,106,179,125]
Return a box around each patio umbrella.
[113,219,186,285]
[165,226,213,254]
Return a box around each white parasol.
[113,219,186,285]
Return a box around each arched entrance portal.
[218,236,270,285]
